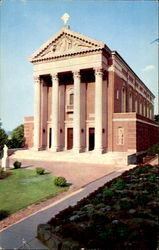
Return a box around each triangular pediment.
[29,27,105,63]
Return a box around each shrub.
[13,161,21,169]
[91,198,102,205]
[36,167,45,175]
[148,174,157,182]
[102,188,113,198]
[147,143,159,156]
[54,176,67,186]
[0,167,4,176]
[119,198,133,210]
[0,209,10,221]
[135,193,148,206]
[111,178,126,190]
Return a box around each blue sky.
[0,0,158,131]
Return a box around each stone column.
[40,80,48,149]
[33,75,41,150]
[51,73,59,152]
[73,70,81,153]
[94,68,103,153]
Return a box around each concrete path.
[0,163,134,249]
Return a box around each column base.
[73,147,83,154]
[31,147,41,152]
[50,147,60,152]
[93,148,104,154]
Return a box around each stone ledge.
[37,224,80,250]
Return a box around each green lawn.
[0,169,68,215]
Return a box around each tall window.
[122,88,126,112]
[147,106,149,118]
[143,103,146,117]
[139,102,142,115]
[135,99,138,113]
[116,90,119,99]
[150,108,152,119]
[129,93,132,112]
[69,93,74,105]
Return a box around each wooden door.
[67,128,73,149]
[89,128,95,151]
[49,128,52,148]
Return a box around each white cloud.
[142,65,155,72]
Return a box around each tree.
[0,128,8,150]
[7,125,24,149]
[154,114,159,123]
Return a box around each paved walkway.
[9,158,124,188]
[0,161,134,249]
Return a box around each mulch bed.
[47,164,159,249]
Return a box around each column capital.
[94,67,104,76]
[33,75,40,83]
[51,73,58,81]
[73,70,81,79]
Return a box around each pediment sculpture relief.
[39,34,95,58]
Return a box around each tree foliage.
[0,119,2,129]
[0,129,8,150]
[7,125,24,149]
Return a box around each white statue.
[2,145,9,171]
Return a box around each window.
[135,99,138,113]
[117,127,124,145]
[139,102,142,115]
[129,93,132,112]
[122,88,126,112]
[69,93,74,105]
[116,90,119,99]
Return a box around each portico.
[33,65,108,153]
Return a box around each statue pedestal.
[2,157,9,171]
[2,145,9,171]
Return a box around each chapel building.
[24,24,158,160]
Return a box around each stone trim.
[31,48,102,63]
[113,117,159,128]
[31,49,102,65]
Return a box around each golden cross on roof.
[61,13,70,25]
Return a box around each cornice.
[31,48,103,64]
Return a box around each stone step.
[9,149,129,165]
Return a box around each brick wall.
[24,117,34,148]
[112,113,159,153]
[136,114,159,152]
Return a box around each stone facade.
[24,26,158,156]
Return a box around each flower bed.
[38,165,159,249]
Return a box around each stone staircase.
[9,149,130,165]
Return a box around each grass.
[0,168,68,216]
